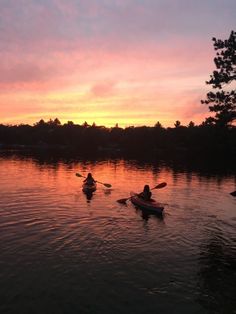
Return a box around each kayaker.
[83,173,96,186]
[139,185,152,201]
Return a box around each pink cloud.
[0,0,234,126]
[90,81,117,97]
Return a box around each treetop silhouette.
[202,31,236,127]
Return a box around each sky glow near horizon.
[0,0,235,127]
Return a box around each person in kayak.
[83,173,96,186]
[139,185,152,201]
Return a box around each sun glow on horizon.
[0,1,234,127]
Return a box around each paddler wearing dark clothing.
[83,173,96,185]
[139,185,152,201]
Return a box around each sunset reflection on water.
[0,153,235,314]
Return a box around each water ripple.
[0,155,236,313]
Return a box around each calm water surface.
[0,153,235,314]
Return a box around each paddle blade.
[76,173,83,177]
[117,198,128,204]
[104,183,112,188]
[153,182,167,189]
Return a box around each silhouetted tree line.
[0,119,235,158]
[0,31,235,158]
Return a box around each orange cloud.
[1,0,234,127]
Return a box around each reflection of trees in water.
[0,150,235,180]
[197,230,236,314]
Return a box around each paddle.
[117,182,167,204]
[75,173,112,188]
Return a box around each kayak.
[82,183,97,193]
[130,192,164,214]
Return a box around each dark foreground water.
[0,152,235,314]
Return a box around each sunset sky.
[0,0,235,127]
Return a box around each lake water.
[0,152,235,314]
